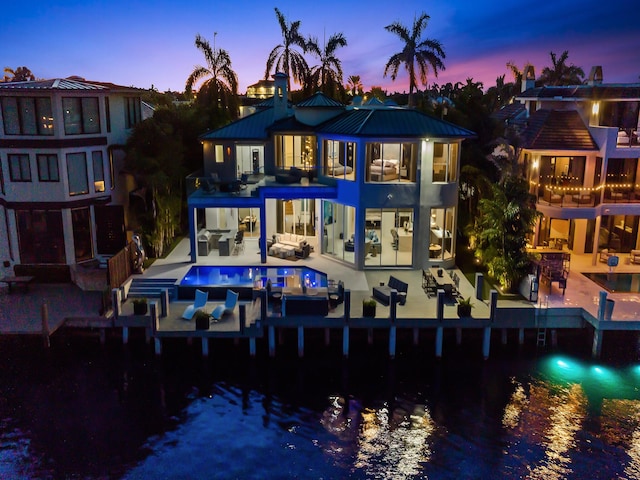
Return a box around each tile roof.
[317,107,476,138]
[517,84,640,101]
[522,109,598,151]
[490,102,526,122]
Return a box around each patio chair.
[182,289,208,320]
[211,289,239,320]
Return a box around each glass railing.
[616,128,640,147]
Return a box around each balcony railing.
[616,128,640,147]
[534,182,640,207]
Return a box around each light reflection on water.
[3,343,640,479]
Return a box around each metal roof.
[517,84,640,101]
[295,91,344,108]
[522,109,598,151]
[200,108,277,140]
[0,78,143,93]
[317,108,476,138]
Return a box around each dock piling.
[435,326,443,358]
[482,327,491,359]
[268,326,276,357]
[41,301,50,349]
[298,326,304,358]
[389,326,396,359]
[342,326,349,358]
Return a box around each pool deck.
[2,237,640,354]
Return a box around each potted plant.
[194,310,211,330]
[457,297,474,318]
[363,298,377,318]
[132,298,148,315]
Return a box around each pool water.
[582,272,640,293]
[180,265,328,289]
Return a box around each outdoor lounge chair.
[182,289,208,320]
[211,289,239,320]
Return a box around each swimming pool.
[179,265,328,299]
[582,272,640,293]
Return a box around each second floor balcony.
[535,182,640,207]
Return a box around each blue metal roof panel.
[295,92,344,108]
[200,108,275,140]
[318,108,475,138]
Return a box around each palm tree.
[346,75,363,96]
[384,12,445,107]
[265,7,309,93]
[185,33,239,118]
[538,51,585,86]
[3,66,35,82]
[306,32,347,97]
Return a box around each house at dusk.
[187,72,475,271]
[515,66,640,263]
[0,77,146,280]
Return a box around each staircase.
[127,278,178,301]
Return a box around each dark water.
[1,331,639,479]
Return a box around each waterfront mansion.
[186,72,475,271]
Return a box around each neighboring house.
[187,72,475,271]
[515,66,640,263]
[0,77,145,279]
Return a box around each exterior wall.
[0,84,142,268]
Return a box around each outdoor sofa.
[373,275,408,306]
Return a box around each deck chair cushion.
[182,289,208,320]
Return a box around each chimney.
[272,72,288,122]
[588,66,603,86]
[522,65,535,92]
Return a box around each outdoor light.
[592,102,600,115]
[532,160,539,169]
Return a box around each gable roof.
[522,109,598,151]
[490,102,526,122]
[317,108,476,138]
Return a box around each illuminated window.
[63,97,100,134]
[92,151,105,192]
[1,96,53,135]
[67,152,88,195]
[433,142,458,182]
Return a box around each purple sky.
[3,1,639,93]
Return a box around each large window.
[92,151,105,192]
[16,209,66,264]
[72,207,93,262]
[324,140,356,180]
[364,208,413,267]
[429,207,455,260]
[275,135,316,170]
[1,96,54,135]
[37,154,59,182]
[8,154,31,182]
[236,145,264,175]
[63,97,100,134]
[365,142,416,183]
[433,142,458,182]
[125,97,142,128]
[323,201,355,264]
[67,152,88,195]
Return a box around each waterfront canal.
[1,332,639,479]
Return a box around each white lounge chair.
[211,289,239,320]
[182,289,208,320]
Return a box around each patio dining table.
[428,268,453,287]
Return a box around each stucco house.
[512,67,640,263]
[187,72,475,271]
[0,77,146,280]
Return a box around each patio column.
[189,205,197,263]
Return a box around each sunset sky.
[3,0,639,94]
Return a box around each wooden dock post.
[202,337,209,357]
[389,326,396,359]
[41,301,50,348]
[482,327,491,360]
[435,326,443,358]
[518,328,525,345]
[268,325,276,357]
[249,337,256,357]
[154,338,162,355]
[298,326,304,358]
[342,326,349,358]
[122,326,129,345]
[592,328,603,358]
